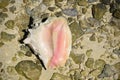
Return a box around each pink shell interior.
[24,17,72,69]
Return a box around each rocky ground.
[0,0,120,80]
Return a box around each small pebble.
[113,48,120,56]
[0,0,9,9]
[85,58,94,68]
[82,8,87,14]
[7,66,16,75]
[48,7,56,11]
[20,45,30,51]
[70,53,85,64]
[9,6,16,13]
[62,8,78,17]
[92,3,107,20]
[86,49,93,57]
[10,0,15,4]
[55,11,62,17]
[55,0,63,2]
[25,51,32,57]
[112,9,120,19]
[100,0,111,5]
[69,21,84,43]
[114,31,120,37]
[98,64,115,78]
[50,73,71,80]
[0,62,3,68]
[113,62,120,72]
[15,60,42,80]
[77,0,88,6]
[0,42,4,47]
[0,31,15,41]
[5,20,15,29]
[12,56,17,61]
[88,0,97,3]
[0,12,8,23]
[74,70,81,80]
[115,0,120,4]
[17,51,24,58]
[94,59,106,69]
[89,33,96,41]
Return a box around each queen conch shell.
[24,17,72,69]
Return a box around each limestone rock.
[15,60,42,80]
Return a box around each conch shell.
[24,17,72,69]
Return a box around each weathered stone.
[0,0,9,9]
[5,20,15,29]
[15,13,29,39]
[67,0,74,4]
[98,64,115,78]
[50,73,71,80]
[80,70,88,77]
[42,0,52,6]
[109,20,117,26]
[69,21,84,43]
[94,59,106,69]
[118,74,120,80]
[76,0,87,6]
[55,12,62,17]
[55,0,63,2]
[113,48,120,56]
[109,2,120,13]
[0,62,3,68]
[90,69,102,77]
[15,60,42,80]
[55,2,62,8]
[25,51,32,57]
[92,3,107,20]
[88,0,97,3]
[0,12,8,24]
[89,33,96,41]
[74,70,82,80]
[48,7,56,11]
[7,66,16,75]
[85,58,94,68]
[0,77,3,80]
[100,0,111,5]
[97,36,104,43]
[20,45,30,51]
[70,53,85,64]
[86,49,93,57]
[112,9,120,19]
[2,8,8,12]
[68,17,73,23]
[115,0,120,4]
[12,56,17,62]
[23,0,29,3]
[20,45,33,57]
[17,51,25,58]
[9,6,16,13]
[10,0,15,4]
[114,31,120,37]
[113,62,120,72]
[0,42,4,47]
[1,32,15,41]
[62,8,78,17]
[82,8,87,14]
